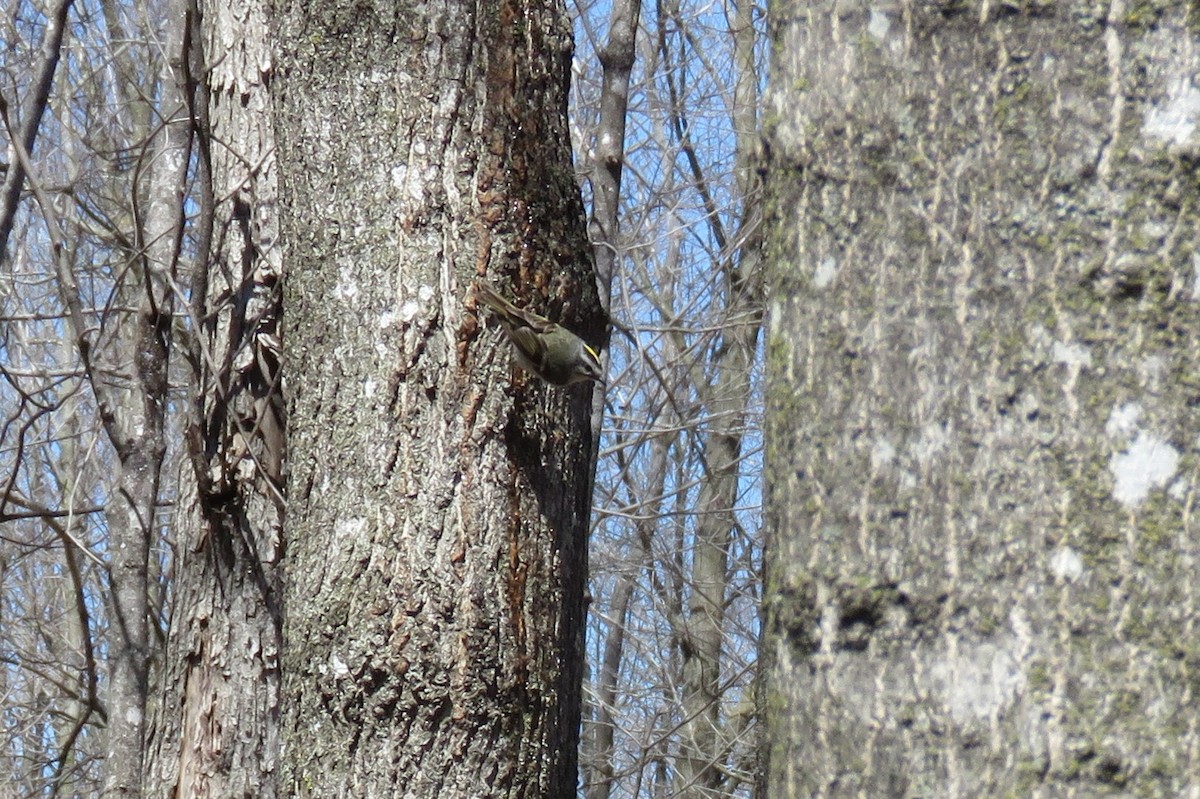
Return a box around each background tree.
[2,1,188,795]
[573,0,765,795]
[763,1,1200,795]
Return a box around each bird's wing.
[507,325,545,360]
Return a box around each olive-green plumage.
[473,281,604,386]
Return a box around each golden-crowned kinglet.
[473,281,604,386]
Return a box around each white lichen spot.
[1143,76,1200,147]
[335,268,360,303]
[1104,402,1142,440]
[391,163,408,189]
[1192,252,1200,301]
[1139,354,1167,391]
[400,298,422,323]
[379,309,400,329]
[398,285,436,323]
[910,423,947,465]
[1050,546,1084,582]
[1051,340,1091,368]
[1008,605,1031,642]
[363,377,376,399]
[931,640,1024,725]
[814,255,838,289]
[329,653,350,678]
[334,516,368,545]
[768,299,784,328]
[867,8,890,39]
[1110,432,1179,509]
[870,438,896,470]
[407,179,428,205]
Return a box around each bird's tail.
[473,281,523,324]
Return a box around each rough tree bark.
[272,0,600,796]
[144,0,284,795]
[764,1,1200,796]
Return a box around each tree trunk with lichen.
[762,2,1200,796]
[272,0,600,796]
[143,0,285,797]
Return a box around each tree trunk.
[674,0,762,791]
[272,1,598,796]
[144,0,284,796]
[763,1,1200,796]
[100,0,191,793]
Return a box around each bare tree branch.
[0,0,74,260]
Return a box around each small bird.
[473,281,604,386]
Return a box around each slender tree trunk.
[587,0,641,300]
[272,0,598,795]
[673,0,762,791]
[99,1,193,793]
[144,0,284,796]
[763,2,1200,796]
[579,4,639,785]
[584,424,676,799]
[584,571,634,799]
[0,0,72,257]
